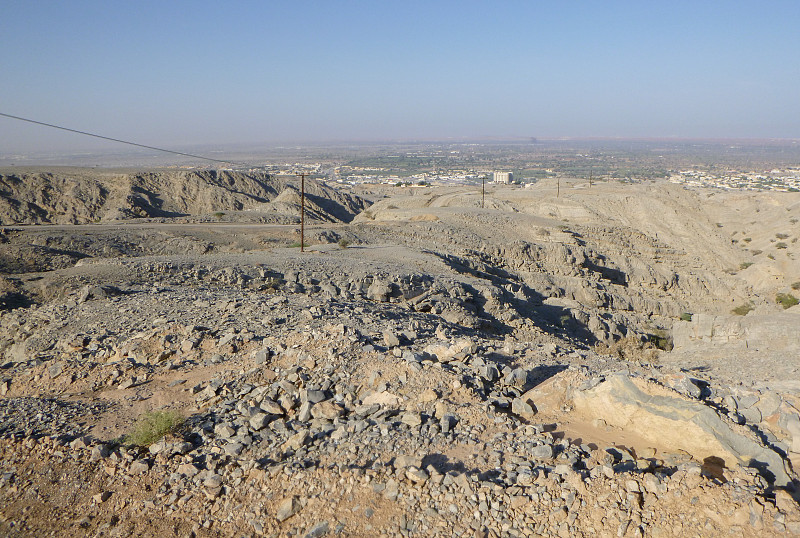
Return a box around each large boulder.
[570,375,792,486]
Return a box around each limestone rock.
[571,374,792,486]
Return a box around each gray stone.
[298,401,313,422]
[756,392,782,418]
[304,521,329,538]
[204,474,223,488]
[93,491,112,503]
[276,496,302,522]
[383,329,401,348]
[383,478,399,501]
[530,444,554,459]
[367,280,393,302]
[260,398,284,415]
[253,349,271,365]
[406,466,429,484]
[47,363,63,379]
[302,389,328,404]
[394,455,423,469]
[224,442,244,456]
[740,406,763,424]
[505,368,528,387]
[480,365,499,381]
[129,460,150,475]
[284,430,311,451]
[215,423,236,438]
[401,412,422,427]
[511,398,537,419]
[90,444,110,462]
[311,400,343,420]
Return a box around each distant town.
[4,138,800,192]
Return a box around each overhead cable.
[0,111,252,167]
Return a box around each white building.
[493,171,513,184]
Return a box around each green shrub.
[212,211,225,220]
[338,238,351,249]
[743,237,752,243]
[679,313,693,322]
[123,410,183,447]
[776,242,788,249]
[791,281,800,290]
[648,329,672,351]
[731,302,755,316]
[739,262,753,270]
[776,293,799,309]
[776,233,790,239]
[751,249,763,256]
[287,241,309,248]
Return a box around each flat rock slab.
[571,374,791,486]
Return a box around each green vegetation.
[743,237,752,243]
[338,238,351,249]
[731,302,755,316]
[776,233,790,239]
[751,249,762,256]
[776,242,788,249]
[213,211,225,220]
[594,336,659,364]
[123,410,183,447]
[648,329,672,351]
[767,254,775,260]
[288,241,310,248]
[776,293,799,309]
[792,281,800,291]
[263,277,281,290]
[739,262,753,270]
[679,313,693,322]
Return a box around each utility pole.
[589,167,593,188]
[296,172,307,252]
[482,177,485,208]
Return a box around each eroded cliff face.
[0,169,369,224]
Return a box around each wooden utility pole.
[589,168,593,188]
[296,172,307,252]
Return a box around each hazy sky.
[2,1,799,153]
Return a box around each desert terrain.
[1,168,800,537]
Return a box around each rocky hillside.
[0,169,369,224]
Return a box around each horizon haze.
[2,1,799,155]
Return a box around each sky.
[1,1,799,153]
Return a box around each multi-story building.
[493,171,513,184]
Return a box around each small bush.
[679,312,693,322]
[287,241,309,248]
[124,410,183,447]
[776,233,790,239]
[751,249,763,256]
[212,211,225,220]
[776,242,788,249]
[731,302,755,316]
[792,281,800,290]
[739,262,753,270]
[743,237,752,243]
[768,254,775,260]
[338,238,351,249]
[595,336,659,363]
[776,293,799,309]
[263,277,281,289]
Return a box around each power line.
[0,111,250,167]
